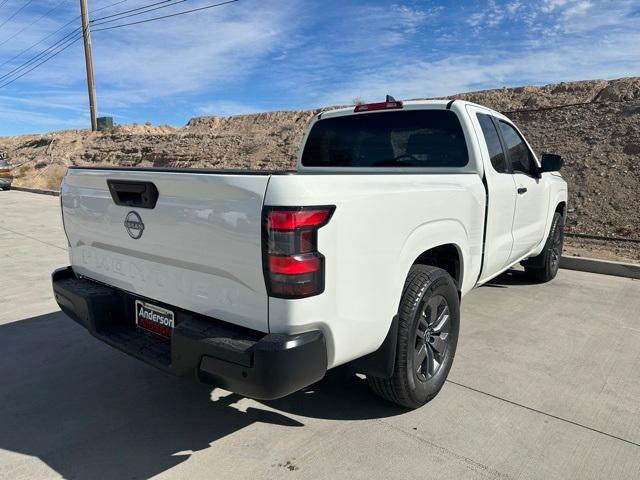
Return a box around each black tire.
[368,265,460,409]
[523,212,564,283]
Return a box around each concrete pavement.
[1,190,639,479]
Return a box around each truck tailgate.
[61,168,271,332]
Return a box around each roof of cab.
[316,98,504,121]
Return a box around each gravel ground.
[564,237,640,263]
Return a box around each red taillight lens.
[268,209,332,230]
[263,206,335,299]
[269,255,321,275]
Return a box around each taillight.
[354,100,403,112]
[263,206,335,298]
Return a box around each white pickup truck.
[52,98,567,408]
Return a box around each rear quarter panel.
[266,173,485,368]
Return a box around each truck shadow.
[0,311,403,479]
[484,269,537,288]
[262,369,407,420]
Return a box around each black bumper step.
[52,266,327,399]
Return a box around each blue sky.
[0,0,639,135]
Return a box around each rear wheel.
[523,212,564,283]
[368,265,459,409]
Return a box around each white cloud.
[197,100,262,116]
[541,0,593,20]
[542,0,571,12]
[562,1,593,17]
[467,0,504,28]
[506,1,523,14]
[392,4,443,33]
[318,29,640,105]
[93,1,297,99]
[469,0,596,31]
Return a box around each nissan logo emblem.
[124,211,145,239]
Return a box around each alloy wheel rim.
[551,226,563,270]
[414,295,451,382]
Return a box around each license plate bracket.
[135,299,174,339]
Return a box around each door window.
[477,113,508,173]
[498,121,535,175]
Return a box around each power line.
[0,27,81,82]
[0,0,130,69]
[92,0,177,23]
[90,0,189,29]
[0,0,139,88]
[0,20,77,69]
[89,0,133,15]
[0,0,239,91]
[92,0,238,32]
[0,35,81,89]
[0,0,67,48]
[0,0,11,12]
[0,0,36,30]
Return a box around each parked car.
[0,156,13,190]
[52,98,567,408]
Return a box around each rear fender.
[354,220,471,378]
[397,219,472,300]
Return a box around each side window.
[498,121,534,175]
[476,113,508,173]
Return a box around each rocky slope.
[1,77,639,259]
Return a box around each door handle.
[517,187,527,194]
[107,180,159,209]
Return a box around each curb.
[10,186,60,197]
[560,255,640,280]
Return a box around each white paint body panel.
[62,169,270,332]
[465,104,517,276]
[265,173,484,367]
[60,99,567,370]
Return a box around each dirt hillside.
[1,77,639,260]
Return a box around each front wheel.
[368,265,460,409]
[523,212,564,283]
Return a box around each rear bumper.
[0,176,12,186]
[52,266,327,399]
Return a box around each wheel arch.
[398,218,473,296]
[412,243,464,293]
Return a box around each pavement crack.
[377,418,514,480]
[446,380,640,448]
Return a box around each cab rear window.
[301,110,468,168]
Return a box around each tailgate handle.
[107,180,159,209]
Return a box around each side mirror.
[540,153,563,173]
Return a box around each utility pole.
[79,0,97,131]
